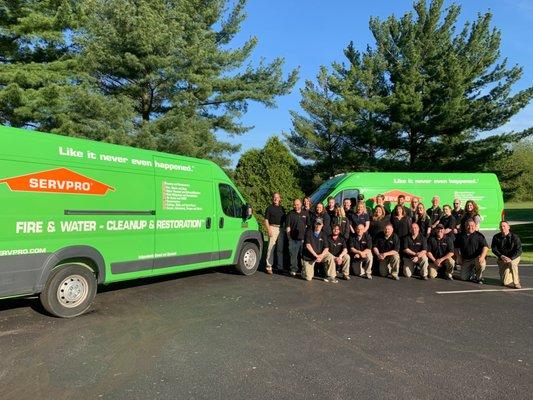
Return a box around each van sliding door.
[152,156,218,273]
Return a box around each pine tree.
[76,0,298,167]
[289,0,532,173]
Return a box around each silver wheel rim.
[243,248,257,269]
[57,275,89,308]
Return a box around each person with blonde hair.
[333,205,350,240]
[349,200,370,234]
[369,205,390,240]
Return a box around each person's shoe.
[515,283,522,289]
[366,273,373,280]
[323,276,338,283]
[266,268,273,275]
[289,271,297,277]
[477,278,484,285]
[342,274,350,281]
[445,274,453,280]
[421,276,428,280]
[358,273,365,278]
[393,276,399,281]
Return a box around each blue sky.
[219,0,533,165]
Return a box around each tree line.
[1,1,532,208]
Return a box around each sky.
[218,0,533,166]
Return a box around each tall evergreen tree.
[289,0,532,173]
[76,0,298,166]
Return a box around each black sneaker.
[421,276,428,280]
[445,274,453,281]
[477,278,484,285]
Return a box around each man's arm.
[491,236,502,259]
[510,234,523,260]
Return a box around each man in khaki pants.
[402,223,429,280]
[264,193,286,275]
[328,224,351,280]
[349,223,373,279]
[427,224,455,280]
[457,219,489,284]
[302,218,337,283]
[491,221,523,289]
[373,224,401,280]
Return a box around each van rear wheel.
[235,242,259,275]
[40,264,97,318]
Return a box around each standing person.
[373,224,401,280]
[332,205,350,240]
[264,192,286,275]
[427,224,455,280]
[328,225,351,280]
[313,203,331,236]
[397,195,412,218]
[456,219,489,283]
[303,197,313,213]
[439,205,456,240]
[452,199,464,232]
[326,197,337,225]
[414,203,431,237]
[349,223,374,279]
[402,223,429,280]
[410,198,419,218]
[460,200,481,232]
[491,221,523,289]
[369,205,390,240]
[302,218,336,283]
[350,201,370,234]
[390,204,412,241]
[375,194,390,215]
[286,199,310,277]
[427,196,443,229]
[342,198,353,219]
[358,194,373,215]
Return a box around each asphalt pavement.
[1,264,532,400]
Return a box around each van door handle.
[219,217,224,228]
[206,217,212,229]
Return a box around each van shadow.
[0,265,242,316]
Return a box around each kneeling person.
[302,218,336,283]
[427,224,455,280]
[456,219,489,283]
[373,224,401,280]
[349,223,373,279]
[491,221,522,289]
[328,225,351,280]
[402,223,429,279]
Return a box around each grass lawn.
[504,201,533,263]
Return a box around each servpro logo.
[0,168,114,195]
[370,190,420,203]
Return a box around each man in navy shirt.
[302,218,336,283]
[373,224,401,280]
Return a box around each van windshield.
[309,175,347,205]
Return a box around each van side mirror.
[243,205,253,220]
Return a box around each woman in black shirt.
[332,205,351,240]
[439,205,456,239]
[369,205,390,240]
[391,204,412,240]
[414,203,431,237]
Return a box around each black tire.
[39,263,97,318]
[235,242,260,275]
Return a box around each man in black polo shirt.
[402,223,429,280]
[457,219,489,283]
[373,224,401,280]
[397,194,412,218]
[286,199,310,277]
[491,221,523,288]
[343,198,353,219]
[349,223,373,279]
[264,192,286,275]
[427,224,455,280]
[302,218,336,283]
[428,196,443,230]
[329,224,350,280]
[326,197,337,226]
[452,199,464,233]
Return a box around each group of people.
[264,192,523,288]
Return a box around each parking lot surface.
[1,264,532,400]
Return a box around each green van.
[310,172,504,230]
[0,125,262,317]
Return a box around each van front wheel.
[235,243,259,276]
[39,264,97,318]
